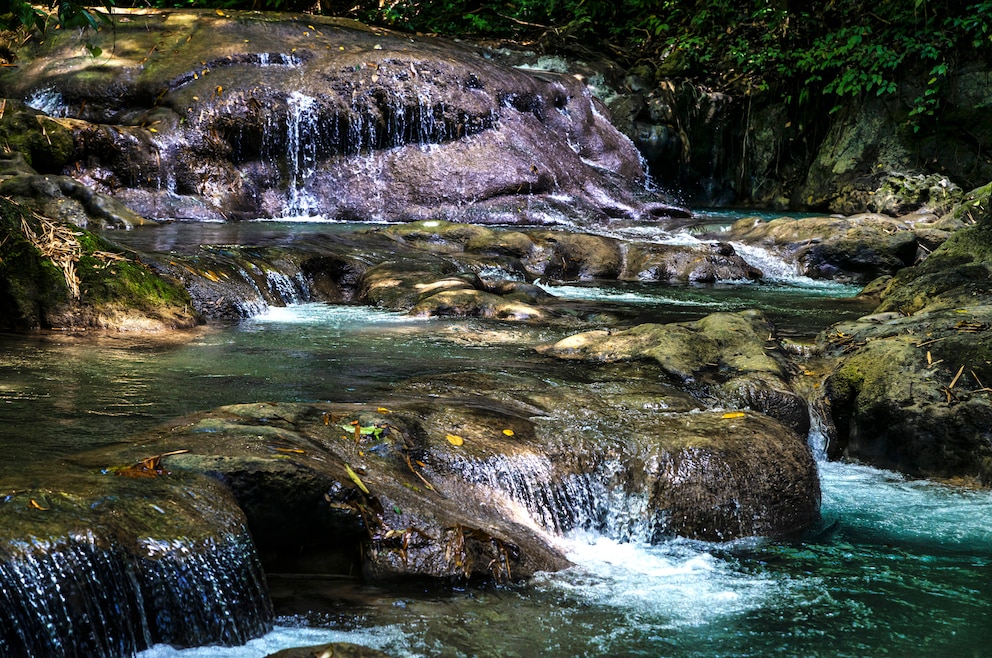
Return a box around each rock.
[624,240,762,282]
[0,467,273,656]
[411,288,548,321]
[87,401,572,583]
[541,310,809,435]
[397,369,819,541]
[0,196,198,330]
[720,213,919,283]
[266,644,391,658]
[0,173,154,230]
[0,99,73,172]
[1,10,686,225]
[819,191,992,485]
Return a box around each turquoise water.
[2,220,990,657]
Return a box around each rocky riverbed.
[1,9,992,658]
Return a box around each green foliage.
[5,0,991,124]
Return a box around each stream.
[2,219,990,657]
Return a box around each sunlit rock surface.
[542,310,809,434]
[1,9,684,225]
[718,213,922,283]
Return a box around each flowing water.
[2,220,990,657]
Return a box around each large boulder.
[820,184,992,484]
[720,214,920,283]
[1,10,683,225]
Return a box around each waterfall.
[0,532,272,658]
[283,92,321,217]
[444,448,661,544]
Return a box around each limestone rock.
[1,10,684,225]
[541,310,809,434]
[721,213,919,283]
[820,192,992,485]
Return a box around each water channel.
[2,218,990,657]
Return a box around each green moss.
[0,198,70,328]
[75,231,193,311]
[1,196,195,329]
[0,101,74,172]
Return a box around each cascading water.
[3,220,988,657]
[282,92,321,217]
[0,532,272,658]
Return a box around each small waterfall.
[283,92,321,217]
[447,450,657,544]
[0,532,272,658]
[187,248,313,320]
[25,87,69,117]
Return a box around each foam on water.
[137,625,408,658]
[540,533,785,628]
[535,280,713,306]
[819,461,992,548]
[244,303,417,327]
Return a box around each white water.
[138,626,408,658]
[283,92,321,217]
[246,303,418,327]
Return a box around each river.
[2,219,990,657]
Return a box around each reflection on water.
[0,306,553,478]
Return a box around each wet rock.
[1,10,685,225]
[0,99,73,172]
[95,401,571,584]
[411,288,548,321]
[396,369,819,542]
[541,310,809,434]
[376,220,761,285]
[0,172,153,230]
[624,240,762,282]
[820,191,992,485]
[266,643,391,658]
[720,213,920,283]
[0,468,273,657]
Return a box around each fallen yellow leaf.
[344,463,370,494]
[502,429,515,436]
[446,433,464,446]
[376,407,391,414]
[722,411,746,419]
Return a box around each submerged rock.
[266,644,391,658]
[1,10,683,225]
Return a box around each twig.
[949,365,965,389]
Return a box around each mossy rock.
[0,196,198,330]
[877,189,992,314]
[722,214,918,282]
[0,99,73,172]
[541,310,808,433]
[822,320,992,485]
